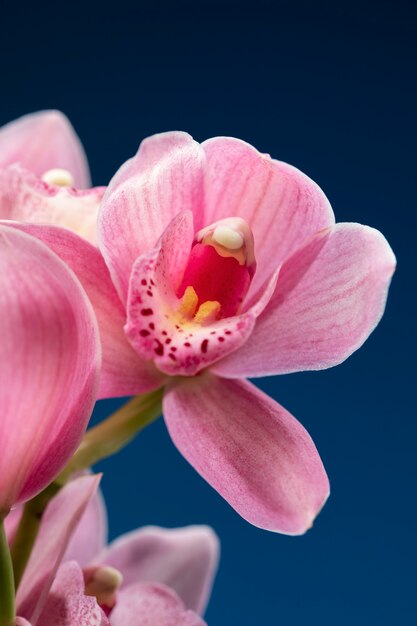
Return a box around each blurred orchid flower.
[9,132,396,534]
[17,565,207,626]
[9,478,218,626]
[0,225,100,515]
[0,111,103,243]
[11,475,103,625]
[15,561,109,626]
[0,110,90,186]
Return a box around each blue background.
[1,1,416,623]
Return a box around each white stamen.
[212,225,244,250]
[41,168,74,187]
[84,566,123,607]
[93,566,123,590]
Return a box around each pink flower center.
[176,217,256,323]
[125,215,260,376]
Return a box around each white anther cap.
[41,168,75,187]
[212,225,244,250]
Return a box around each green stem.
[57,387,163,484]
[11,483,60,590]
[0,518,15,626]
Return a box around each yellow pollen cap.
[41,168,75,187]
[85,566,123,607]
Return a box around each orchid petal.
[110,583,206,626]
[64,489,108,568]
[37,561,109,626]
[213,223,396,378]
[94,525,219,615]
[98,132,205,303]
[4,222,165,398]
[0,166,103,244]
[0,110,90,187]
[16,475,101,624]
[202,137,335,298]
[0,226,100,511]
[125,212,278,376]
[164,374,329,534]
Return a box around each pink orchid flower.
[9,475,109,626]
[0,111,104,244]
[6,132,396,535]
[17,564,207,626]
[0,225,100,515]
[9,476,218,626]
[0,110,90,186]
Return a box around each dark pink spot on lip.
[165,338,171,344]
[171,347,177,352]
[141,279,147,285]
[147,290,153,297]
[168,353,177,361]
[149,323,155,330]
[201,339,209,353]
[225,330,232,335]
[140,329,150,337]
[154,339,164,356]
[218,336,225,342]
[184,342,191,347]
[141,308,153,316]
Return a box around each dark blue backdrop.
[2,1,416,623]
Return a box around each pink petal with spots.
[5,222,165,398]
[94,525,219,615]
[110,583,206,626]
[213,223,396,378]
[0,226,100,511]
[125,212,278,376]
[37,561,109,626]
[202,136,335,298]
[164,374,329,534]
[0,110,90,187]
[98,132,206,303]
[0,166,103,244]
[16,475,101,625]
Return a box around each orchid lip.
[124,212,261,377]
